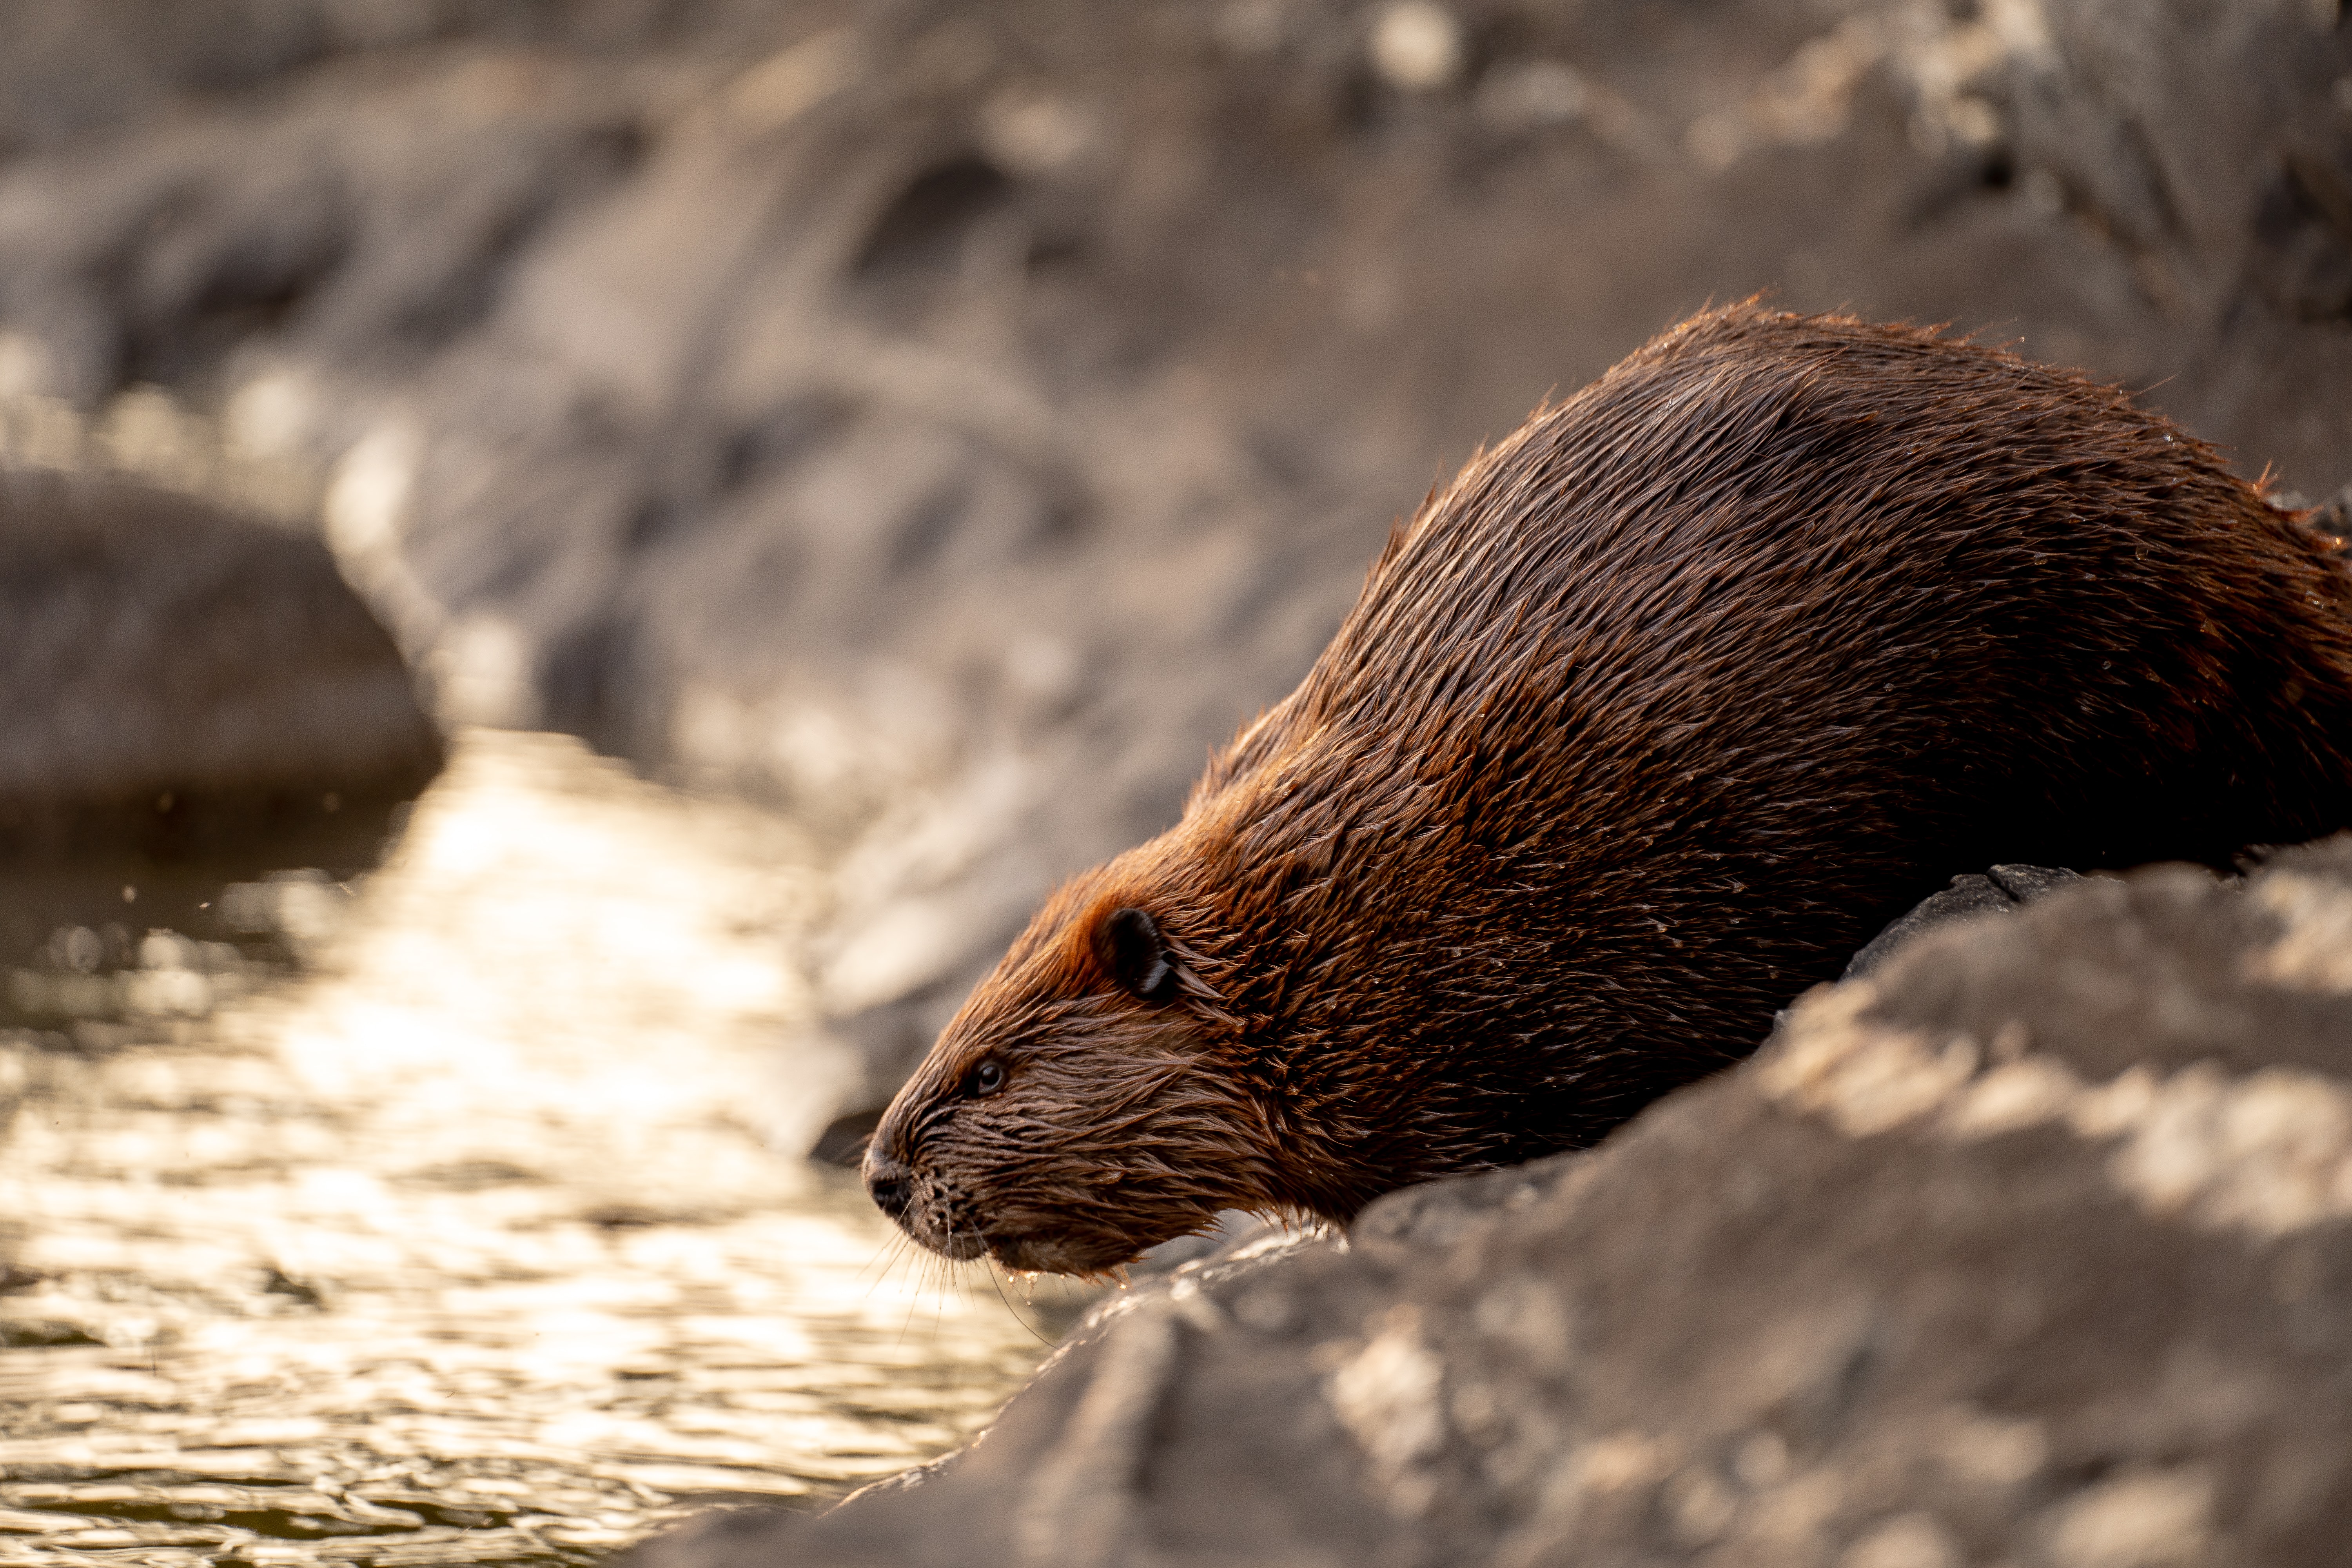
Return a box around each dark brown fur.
[863,304,2352,1274]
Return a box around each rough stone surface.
[4,0,2345,1114]
[1842,864,2087,980]
[629,835,2352,1567]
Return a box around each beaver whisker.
[979,1259,1056,1349]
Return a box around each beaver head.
[857,804,1309,1277]
[860,304,2352,1275]
[859,676,1773,1276]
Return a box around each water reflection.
[0,730,1085,1565]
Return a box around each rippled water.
[0,731,1085,1565]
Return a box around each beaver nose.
[863,1148,915,1220]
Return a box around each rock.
[628,834,2352,1567]
[0,468,443,864]
[1842,864,2086,981]
[1,0,2344,1122]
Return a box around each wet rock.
[630,834,2352,1567]
[0,468,443,864]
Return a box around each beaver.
[862,303,2352,1275]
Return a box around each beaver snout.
[862,1147,914,1221]
[860,1136,992,1262]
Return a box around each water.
[0,730,1086,1565]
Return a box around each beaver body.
[864,305,2352,1275]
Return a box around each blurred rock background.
[2,0,2347,1124]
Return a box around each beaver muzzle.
[862,1148,914,1221]
[861,1144,994,1262]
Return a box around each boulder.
[0,470,443,971]
[3,0,2346,1116]
[628,833,2352,1567]
[0,468,441,857]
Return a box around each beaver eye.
[1100,906,1178,1002]
[968,1059,1007,1097]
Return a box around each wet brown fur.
[866,303,2352,1275]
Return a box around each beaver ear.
[1100,907,1178,1002]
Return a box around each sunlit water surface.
[0,731,1082,1566]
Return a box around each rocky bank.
[633,839,2352,1568]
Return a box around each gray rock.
[1842,865,2086,981]
[2,0,2345,1117]
[630,834,2352,1566]
[0,0,701,159]
[0,468,442,862]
